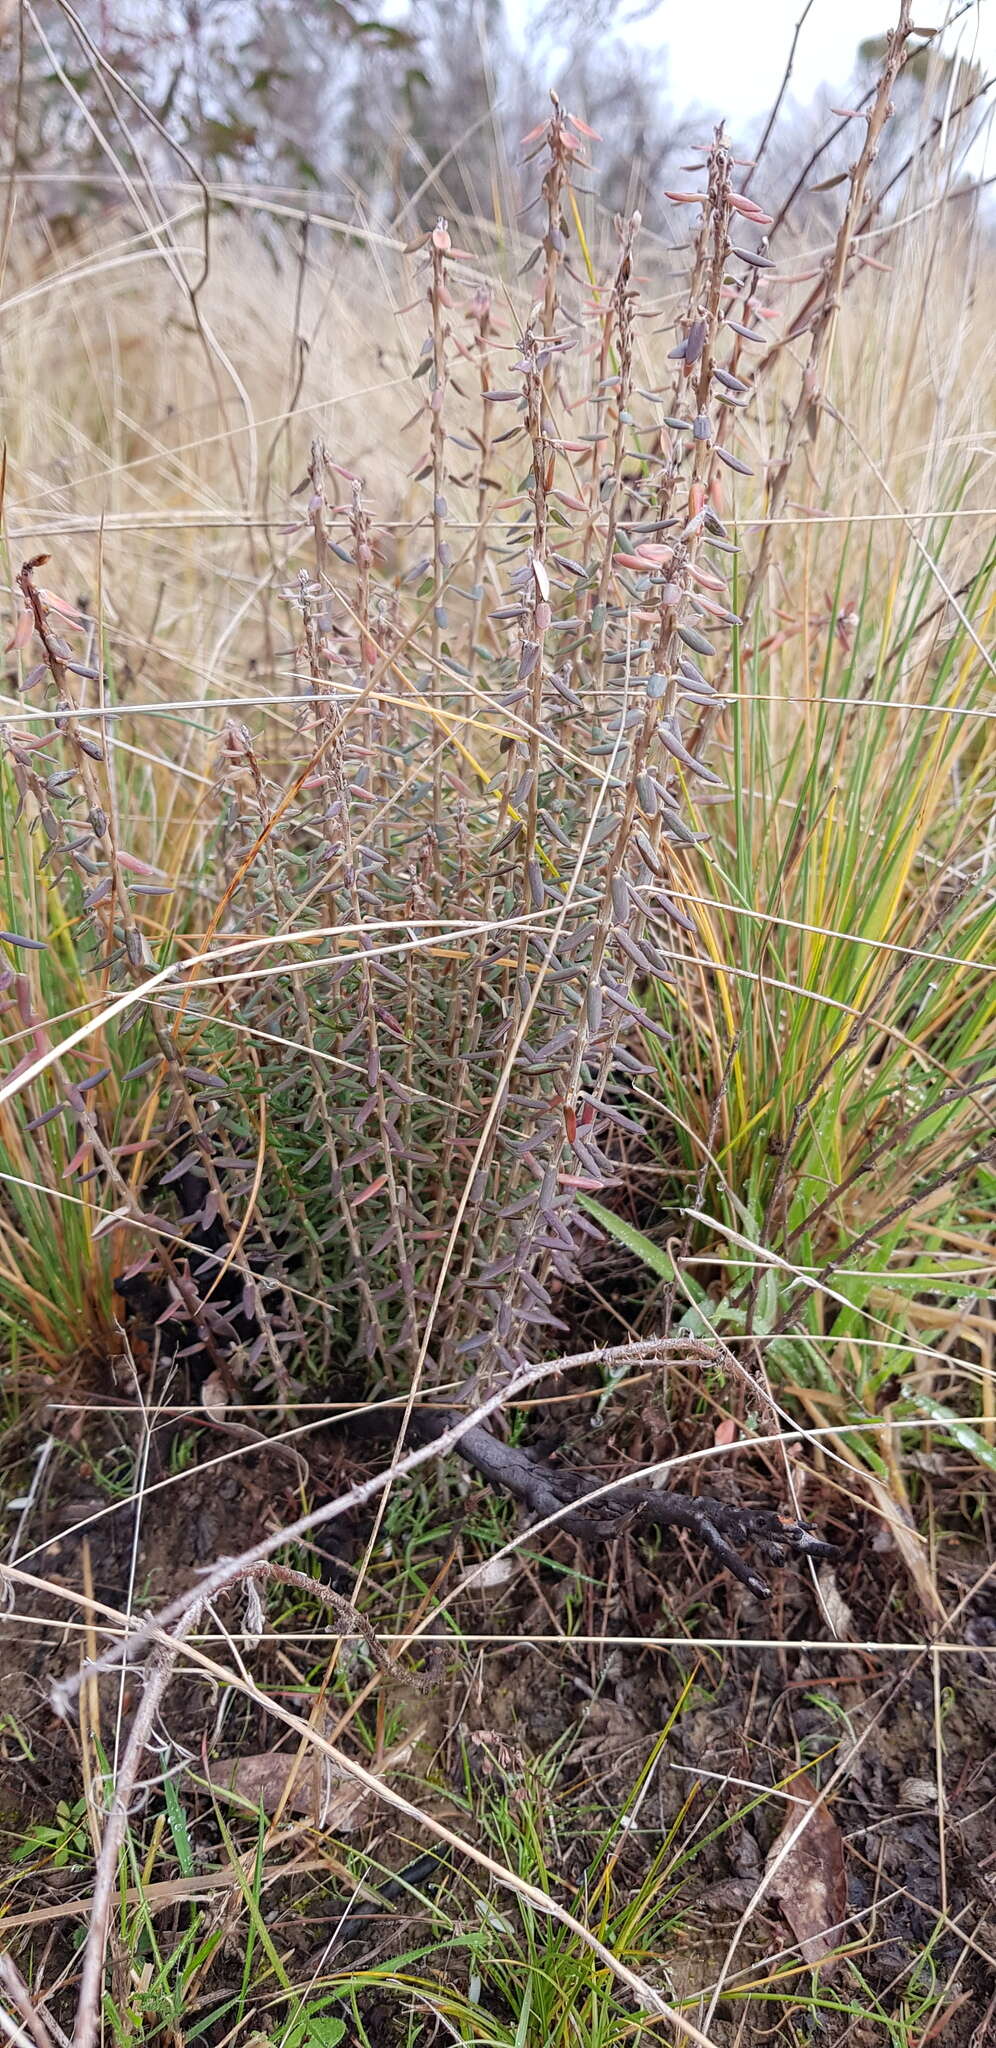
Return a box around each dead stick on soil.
[45,1338,721,1698]
[72,1610,198,2048]
[0,1955,66,2048]
[7,1517,988,2047]
[0,2006,41,2048]
[62,1550,996,2048]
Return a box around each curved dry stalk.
[746,0,916,611]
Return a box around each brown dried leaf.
[5,609,34,652]
[38,588,86,623]
[766,1773,846,1966]
[201,1370,228,1422]
[816,1565,855,1642]
[862,1466,944,1621]
[208,1727,422,1825]
[566,111,601,141]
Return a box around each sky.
[636,0,996,126]
[540,0,996,135]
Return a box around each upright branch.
[462,282,501,689]
[444,127,775,1383]
[521,93,595,388]
[593,210,642,612]
[513,322,554,1004]
[427,218,451,847]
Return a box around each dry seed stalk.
[427,219,451,844]
[475,132,761,1374]
[746,0,915,610]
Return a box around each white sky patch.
[628,0,996,127]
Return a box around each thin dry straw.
[8,505,996,534]
[7,143,989,282]
[10,1567,992,2045]
[35,1319,996,1407]
[6,1622,993,1659]
[29,1339,801,1699]
[9,1533,993,2048]
[0,939,977,1073]
[0,909,559,1105]
[11,377,417,502]
[5,680,996,729]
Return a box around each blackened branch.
[418,1402,836,1599]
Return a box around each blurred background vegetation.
[4,0,986,242]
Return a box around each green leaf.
[576,1196,679,1285]
[283,2006,347,2048]
[162,1766,194,1877]
[903,1392,996,1475]
[753,1259,778,1336]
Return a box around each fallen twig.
[416,1399,836,1598]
